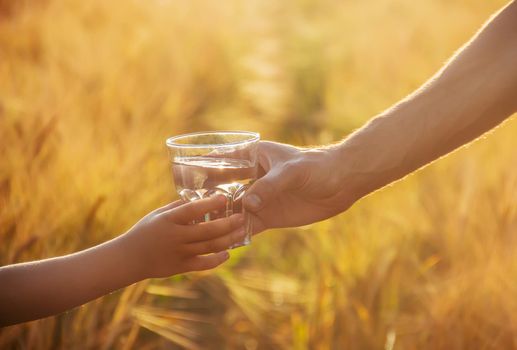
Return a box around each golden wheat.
[1,0,516,349]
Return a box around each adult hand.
[244,2,517,234]
[243,141,357,233]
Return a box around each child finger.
[184,214,245,243]
[163,195,227,224]
[184,251,230,272]
[154,200,185,214]
[186,228,246,255]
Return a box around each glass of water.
[166,131,260,248]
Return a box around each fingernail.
[244,194,262,210]
[223,251,230,260]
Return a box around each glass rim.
[166,130,260,149]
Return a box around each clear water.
[172,156,257,247]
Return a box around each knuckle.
[281,160,301,176]
[282,160,296,172]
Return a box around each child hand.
[121,195,245,279]
[0,195,244,326]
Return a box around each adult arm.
[244,1,517,232]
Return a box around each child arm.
[0,196,244,327]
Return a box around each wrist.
[111,231,148,284]
[327,142,368,204]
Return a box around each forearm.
[0,235,141,326]
[0,197,239,326]
[336,1,517,200]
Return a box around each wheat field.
[1,0,516,349]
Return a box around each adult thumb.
[243,164,298,212]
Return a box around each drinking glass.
[166,131,260,248]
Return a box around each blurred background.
[1,0,516,348]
